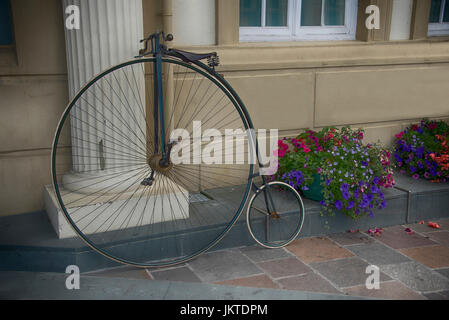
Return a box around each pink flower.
[428,122,437,130]
[395,131,405,140]
[274,149,286,158]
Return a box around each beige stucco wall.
[0,0,162,217]
[196,40,449,148]
[0,0,67,217]
[1,0,449,217]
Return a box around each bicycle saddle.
[169,48,220,69]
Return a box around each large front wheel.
[51,57,255,267]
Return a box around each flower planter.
[275,126,394,220]
[393,119,449,182]
[303,174,324,202]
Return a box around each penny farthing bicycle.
[52,32,305,267]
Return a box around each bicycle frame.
[140,32,277,219]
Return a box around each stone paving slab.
[399,245,449,269]
[310,257,392,288]
[186,249,263,282]
[423,290,449,300]
[276,272,342,294]
[84,266,151,280]
[327,232,374,246]
[239,245,293,263]
[426,231,449,247]
[150,266,202,283]
[375,225,437,249]
[379,261,449,293]
[342,280,426,300]
[435,267,449,279]
[286,237,354,263]
[257,258,311,279]
[214,274,280,289]
[346,242,411,266]
[405,221,449,233]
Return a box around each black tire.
[52,57,255,267]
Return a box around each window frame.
[428,0,449,36]
[0,0,14,46]
[239,0,358,42]
[0,0,17,67]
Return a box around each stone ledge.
[1,174,448,272]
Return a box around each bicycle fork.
[251,175,279,243]
[141,34,172,186]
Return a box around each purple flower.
[346,201,355,210]
[340,183,350,192]
[370,185,379,194]
[342,191,351,201]
[412,174,420,180]
[335,200,343,211]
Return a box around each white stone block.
[44,176,189,239]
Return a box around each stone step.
[1,174,448,273]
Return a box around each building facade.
[0,0,448,217]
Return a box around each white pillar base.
[44,176,189,239]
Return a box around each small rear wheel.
[246,181,305,248]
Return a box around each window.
[428,0,449,36]
[0,0,13,45]
[239,0,358,41]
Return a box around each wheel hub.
[148,154,173,173]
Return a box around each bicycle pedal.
[141,178,154,186]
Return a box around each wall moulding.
[173,39,449,72]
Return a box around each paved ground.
[84,218,449,300]
[0,271,364,300]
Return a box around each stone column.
[46,0,189,239]
[62,0,145,186]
